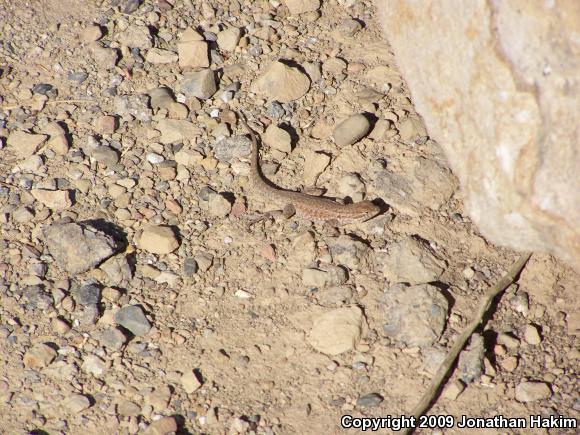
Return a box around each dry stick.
[401,252,532,435]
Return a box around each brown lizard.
[240,115,380,226]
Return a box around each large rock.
[376,1,580,270]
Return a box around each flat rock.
[144,416,178,435]
[181,370,202,394]
[213,135,251,162]
[178,40,209,68]
[180,69,217,99]
[333,114,371,146]
[377,237,446,284]
[156,119,200,144]
[382,283,448,347]
[114,305,151,336]
[457,333,485,383]
[113,94,151,122]
[23,343,57,369]
[117,25,152,49]
[31,189,73,209]
[264,124,292,153]
[7,131,47,158]
[308,306,366,355]
[251,61,310,103]
[302,150,330,185]
[64,394,91,413]
[515,381,551,402]
[217,27,241,51]
[145,48,178,64]
[137,225,180,254]
[284,0,320,15]
[44,222,119,274]
[89,42,118,69]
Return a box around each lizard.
[239,115,380,226]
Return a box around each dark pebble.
[356,393,384,408]
[74,283,101,306]
[68,71,89,83]
[32,83,54,95]
[183,257,198,277]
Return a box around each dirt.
[0,0,578,434]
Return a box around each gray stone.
[515,381,552,402]
[356,393,383,408]
[115,305,151,336]
[333,114,371,146]
[43,222,119,274]
[180,70,217,99]
[212,135,252,162]
[458,333,485,383]
[73,283,101,306]
[97,328,127,350]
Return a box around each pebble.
[23,343,57,369]
[339,18,363,37]
[499,356,518,372]
[217,27,241,51]
[144,416,178,435]
[7,131,47,158]
[31,189,73,209]
[442,380,466,400]
[382,283,448,347]
[457,333,484,383]
[118,25,152,49]
[308,307,365,355]
[73,282,101,306]
[213,135,251,162]
[497,332,520,349]
[32,83,54,95]
[264,124,292,153]
[251,60,310,103]
[114,305,152,336]
[137,225,180,254]
[180,69,217,99]
[156,119,200,144]
[207,193,232,217]
[82,354,108,376]
[68,71,89,83]
[285,0,320,15]
[89,42,118,69]
[355,392,383,408]
[377,237,445,284]
[523,324,542,345]
[117,400,141,417]
[97,328,127,350]
[302,150,330,185]
[181,370,202,394]
[81,24,103,43]
[114,94,152,122]
[145,48,178,64]
[95,115,117,134]
[398,117,428,143]
[332,114,371,146]
[302,266,347,288]
[178,28,209,68]
[43,222,119,274]
[515,381,551,402]
[64,394,91,413]
[51,317,71,334]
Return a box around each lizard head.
[343,200,381,224]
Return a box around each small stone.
[7,131,48,159]
[382,283,448,347]
[284,0,320,15]
[442,380,466,400]
[183,257,198,276]
[207,193,232,218]
[73,283,101,306]
[51,317,71,334]
[95,115,117,134]
[118,25,152,49]
[157,119,200,144]
[355,393,383,408]
[180,69,217,99]
[145,48,178,64]
[149,87,175,110]
[398,117,428,143]
[217,27,241,51]
[302,150,330,185]
[178,39,209,68]
[81,24,103,42]
[44,222,118,274]
[97,328,127,350]
[181,370,202,394]
[339,18,362,37]
[458,334,485,383]
[333,114,371,146]
[515,381,551,402]
[499,356,518,372]
[64,394,91,413]
[23,343,57,369]
[251,60,310,103]
[117,400,141,417]
[82,354,108,376]
[89,42,118,69]
[302,266,347,288]
[18,155,44,172]
[523,324,542,345]
[264,124,292,153]
[32,83,54,95]
[115,305,151,336]
[113,94,151,122]
[31,189,73,209]
[308,307,365,355]
[13,206,35,223]
[213,135,251,162]
[144,416,178,435]
[138,225,180,254]
[68,71,89,83]
[497,332,520,349]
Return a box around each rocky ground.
[0,0,578,434]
